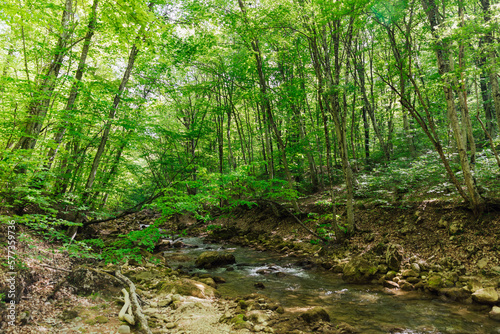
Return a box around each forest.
[1,0,500,333]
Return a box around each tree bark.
[14,0,74,151]
[46,0,99,170]
[480,0,500,135]
[83,44,139,202]
[421,0,482,212]
[238,0,299,212]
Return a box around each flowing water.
[164,238,500,334]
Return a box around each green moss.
[238,300,248,309]
[230,314,249,329]
[427,275,444,290]
[95,315,108,324]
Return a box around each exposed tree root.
[115,270,153,334]
[119,288,135,325]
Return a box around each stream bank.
[159,197,500,325]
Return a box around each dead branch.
[253,198,330,243]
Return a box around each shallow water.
[164,238,500,334]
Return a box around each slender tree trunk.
[362,106,370,160]
[83,44,139,202]
[226,105,236,170]
[457,1,476,164]
[46,0,99,169]
[90,129,131,207]
[480,0,500,135]
[421,0,482,212]
[326,21,355,235]
[355,53,390,161]
[14,0,74,151]
[478,56,495,138]
[231,100,247,165]
[238,0,299,212]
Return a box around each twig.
[253,198,330,243]
[40,264,71,272]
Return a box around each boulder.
[410,262,421,273]
[400,282,414,291]
[385,244,403,271]
[254,282,266,289]
[198,277,216,288]
[195,251,236,269]
[159,278,218,298]
[300,307,330,323]
[426,275,444,292]
[342,257,379,284]
[230,314,251,329]
[472,287,499,304]
[407,277,420,284]
[438,288,471,302]
[401,269,419,278]
[67,266,122,296]
[246,310,269,324]
[118,325,131,334]
[467,278,483,292]
[213,276,226,283]
[489,306,500,321]
[385,271,397,280]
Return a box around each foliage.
[206,224,222,232]
[0,0,498,240]
[153,163,299,218]
[87,225,167,264]
[354,151,455,201]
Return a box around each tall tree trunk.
[480,0,500,135]
[478,55,495,138]
[325,21,355,236]
[355,52,390,161]
[83,44,139,202]
[362,106,370,160]
[90,129,131,207]
[238,0,299,212]
[14,0,74,151]
[226,105,236,170]
[457,1,476,165]
[421,0,482,212]
[46,0,99,170]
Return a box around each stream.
[164,237,500,334]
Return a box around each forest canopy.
[1,0,500,234]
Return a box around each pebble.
[477,258,489,269]
[489,306,500,321]
[118,325,131,333]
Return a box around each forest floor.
[1,192,500,333]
